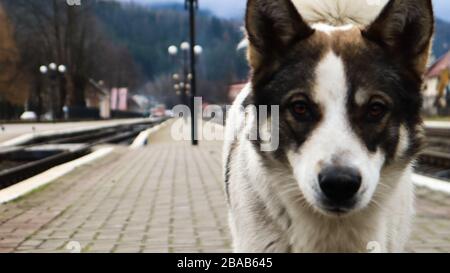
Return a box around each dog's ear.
[363,0,434,76]
[246,0,314,70]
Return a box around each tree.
[1,0,141,119]
[0,3,29,119]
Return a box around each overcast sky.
[118,0,450,21]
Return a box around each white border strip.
[0,147,114,204]
[412,173,450,195]
[424,121,450,129]
[130,129,151,148]
[130,119,172,149]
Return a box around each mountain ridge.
[434,18,450,58]
[144,3,450,58]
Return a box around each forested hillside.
[1,0,248,111]
[93,1,249,103]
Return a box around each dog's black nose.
[318,166,361,204]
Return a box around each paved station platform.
[0,120,449,253]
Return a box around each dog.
[224,0,434,253]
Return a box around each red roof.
[426,51,450,78]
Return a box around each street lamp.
[167,42,203,105]
[39,62,67,120]
[40,63,66,77]
[180,42,190,51]
[169,43,202,56]
[168,45,178,56]
[194,45,203,56]
[58,65,67,74]
[39,65,48,74]
[49,62,57,71]
[185,83,191,96]
[168,42,203,128]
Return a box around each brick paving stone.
[406,186,450,252]
[0,120,449,253]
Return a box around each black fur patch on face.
[247,34,328,161]
[332,31,424,163]
[353,0,434,161]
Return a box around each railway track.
[417,127,450,181]
[0,118,168,190]
[0,121,447,191]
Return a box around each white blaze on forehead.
[313,51,348,107]
[298,51,353,165]
[309,51,383,166]
[308,51,361,161]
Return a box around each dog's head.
[246,0,434,216]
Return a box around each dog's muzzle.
[318,166,362,213]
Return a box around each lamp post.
[39,63,66,120]
[166,0,201,145]
[186,0,199,146]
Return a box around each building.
[86,79,111,119]
[423,51,450,115]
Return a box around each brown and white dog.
[224,0,434,252]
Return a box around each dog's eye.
[291,101,310,119]
[367,101,387,122]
